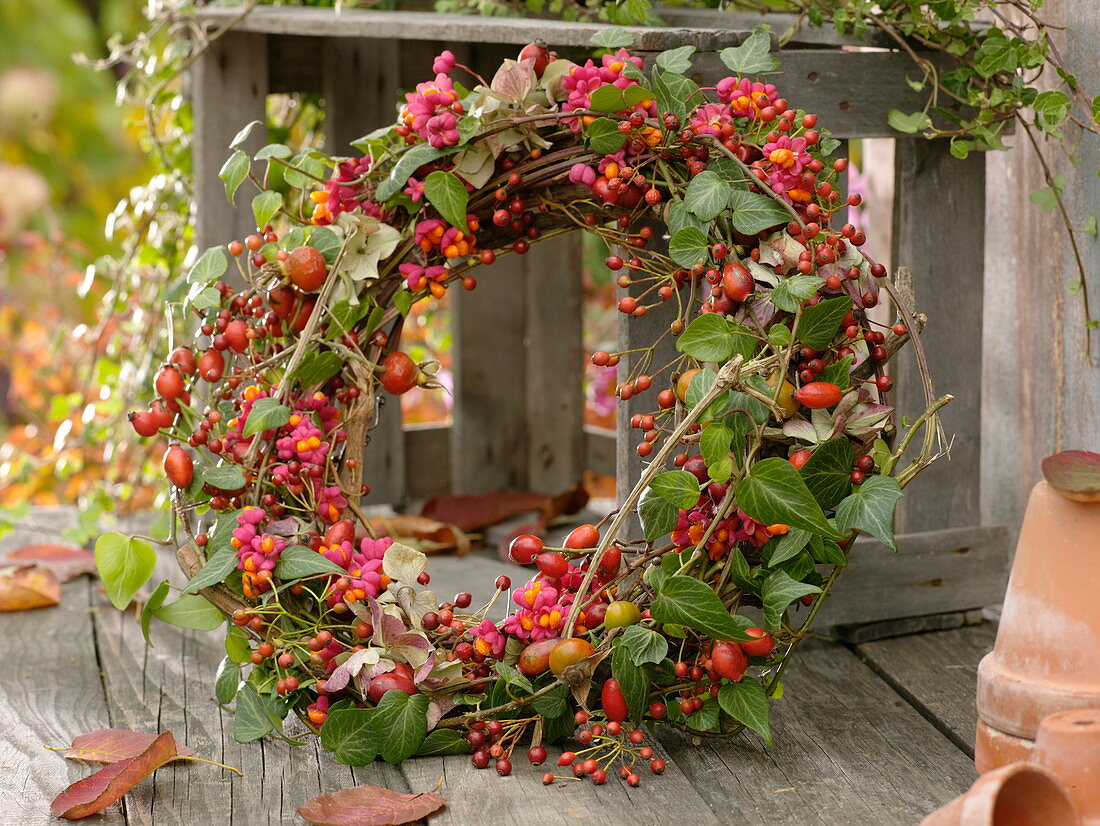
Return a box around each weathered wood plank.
[192,31,270,251]
[817,525,1008,629]
[0,509,123,825]
[891,141,986,533]
[854,622,996,755]
[198,7,754,51]
[657,640,975,825]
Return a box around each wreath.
[113,30,948,783]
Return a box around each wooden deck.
[0,512,992,825]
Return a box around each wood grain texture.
[657,640,976,825]
[191,31,269,252]
[854,622,995,755]
[817,525,1008,628]
[891,142,986,534]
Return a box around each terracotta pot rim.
[978,654,1100,738]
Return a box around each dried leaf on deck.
[62,728,196,763]
[50,731,181,819]
[368,514,470,554]
[297,784,446,826]
[7,543,97,581]
[420,483,588,532]
[0,564,60,611]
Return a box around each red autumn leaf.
[0,565,60,611]
[63,728,195,763]
[51,731,180,819]
[1042,450,1100,502]
[297,784,446,826]
[368,514,471,555]
[7,543,96,581]
[421,483,588,532]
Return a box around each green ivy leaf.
[590,27,635,49]
[668,226,709,268]
[202,465,246,492]
[639,486,680,542]
[586,117,627,155]
[684,170,730,222]
[735,458,842,538]
[233,684,277,743]
[496,663,534,695]
[1029,174,1066,211]
[687,697,720,732]
[766,528,811,568]
[718,679,772,744]
[254,143,292,161]
[242,397,291,437]
[229,120,263,149]
[769,275,822,313]
[531,683,570,719]
[718,27,780,75]
[284,153,326,188]
[798,295,851,350]
[140,579,170,646]
[393,291,414,316]
[423,170,470,230]
[620,624,668,666]
[727,189,789,235]
[799,438,855,510]
[308,225,342,265]
[190,287,221,311]
[214,656,240,705]
[666,200,706,236]
[155,594,225,631]
[219,151,249,206]
[649,470,701,509]
[1033,90,1071,133]
[975,29,1017,78]
[818,354,853,390]
[652,69,699,119]
[677,314,758,363]
[275,545,347,581]
[95,533,156,611]
[376,143,458,202]
[887,109,932,134]
[611,641,651,720]
[655,45,696,74]
[370,691,430,763]
[225,625,252,663]
[415,728,469,757]
[183,541,237,595]
[809,535,847,567]
[588,83,653,113]
[288,351,344,386]
[834,475,904,551]
[650,576,753,641]
[320,707,378,764]
[187,247,228,285]
[761,569,821,633]
[252,191,283,231]
[700,423,734,467]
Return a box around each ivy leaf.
[649,470,700,509]
[233,684,277,743]
[700,423,734,467]
[229,120,263,149]
[799,438,854,510]
[187,246,228,284]
[639,486,679,542]
[718,27,780,75]
[684,170,730,222]
[255,143,292,161]
[809,535,847,567]
[496,663,534,694]
[727,189,789,234]
[415,729,469,757]
[650,576,753,641]
[140,580,170,646]
[718,680,772,744]
[761,569,821,633]
[297,783,446,826]
[652,69,698,119]
[669,226,709,268]
[215,656,241,705]
[887,109,932,134]
[320,707,379,765]
[370,691,430,764]
[376,143,458,202]
[834,475,904,551]
[155,594,225,631]
[225,625,252,663]
[1033,90,1071,133]
[219,150,249,206]
[687,697,720,732]
[184,509,241,594]
[202,465,246,492]
[655,45,696,74]
[677,314,757,363]
[620,624,668,666]
[590,27,635,49]
[769,275,822,313]
[94,533,156,611]
[666,199,706,236]
[423,170,469,230]
[308,225,343,265]
[766,528,811,568]
[611,642,651,720]
[798,295,851,350]
[975,29,1017,78]
[252,191,283,231]
[586,117,627,155]
[1029,174,1066,211]
[818,354,853,390]
[735,458,842,538]
[190,287,221,311]
[242,397,291,437]
[289,351,344,386]
[531,683,570,719]
[275,545,347,581]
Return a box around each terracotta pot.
[975,481,1100,771]
[920,763,1077,826]
[1033,709,1100,824]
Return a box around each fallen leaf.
[0,565,60,611]
[7,544,96,581]
[51,731,179,819]
[1042,450,1100,502]
[297,784,446,826]
[368,515,470,555]
[63,729,195,763]
[421,483,588,532]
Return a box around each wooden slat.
[0,509,124,826]
[816,525,1008,629]
[654,8,897,48]
[890,142,986,533]
[192,31,270,251]
[584,425,617,479]
[854,622,996,755]
[198,6,754,51]
[656,640,976,825]
[404,424,452,500]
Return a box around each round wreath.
[126,36,947,781]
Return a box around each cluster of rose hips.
[545,709,665,787]
[666,631,776,717]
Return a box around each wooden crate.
[190,7,1007,636]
